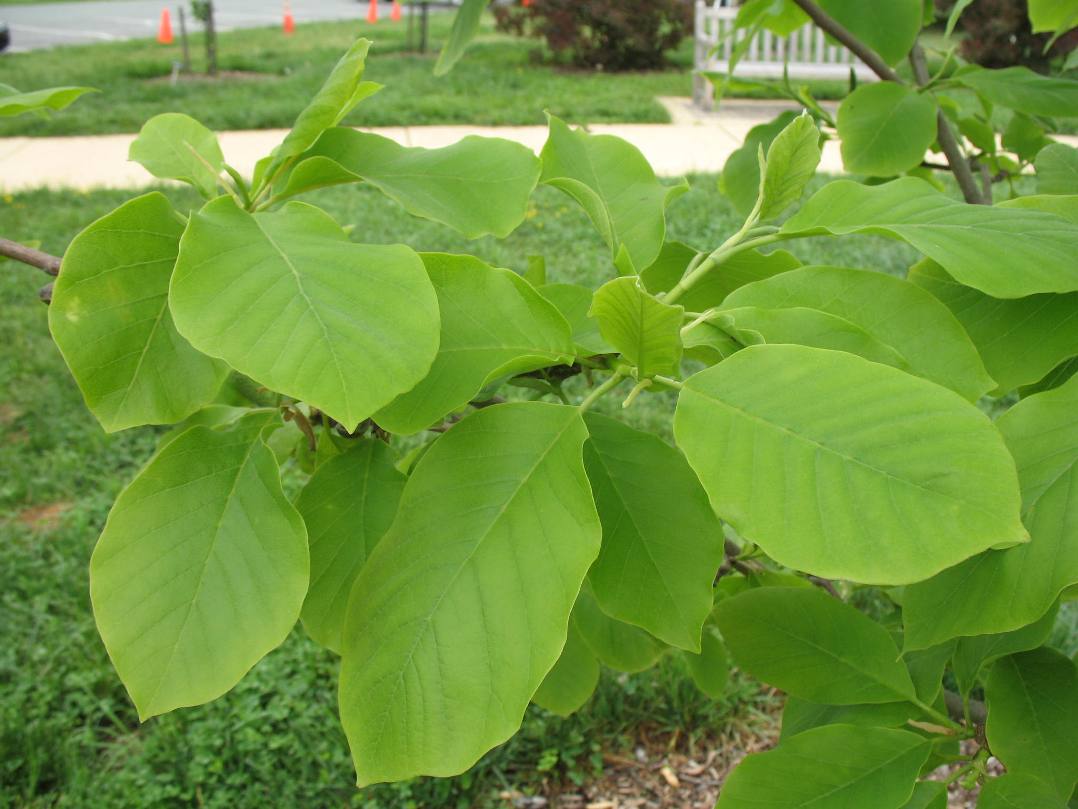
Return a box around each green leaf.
[675,344,1026,585]
[532,624,600,717]
[538,283,612,356]
[590,277,683,378]
[711,306,911,369]
[283,128,540,238]
[780,697,916,740]
[1036,143,1078,195]
[759,113,821,220]
[684,624,730,699]
[977,774,1070,809]
[736,0,810,36]
[541,114,687,272]
[49,193,228,432]
[838,84,938,176]
[782,178,1078,298]
[723,266,995,401]
[90,412,309,719]
[721,111,800,216]
[986,648,1078,798]
[374,253,574,435]
[908,260,1078,396]
[715,724,931,809]
[1028,0,1078,35]
[1002,113,1053,162]
[572,585,667,673]
[682,320,742,365]
[952,66,1078,118]
[816,0,923,65]
[296,440,405,653]
[951,602,1060,696]
[129,113,225,198]
[435,0,492,76]
[338,402,601,784]
[945,0,976,38]
[902,373,1078,649]
[582,413,726,651]
[0,85,94,117]
[170,198,440,431]
[717,587,917,704]
[899,781,947,809]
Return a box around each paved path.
[1,0,393,52]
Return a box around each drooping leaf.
[296,440,405,653]
[759,113,821,220]
[538,283,612,356]
[0,85,94,117]
[903,373,1078,649]
[90,412,309,719]
[1035,144,1078,195]
[532,624,600,717]
[986,648,1078,799]
[782,178,1078,298]
[720,111,800,216]
[723,266,995,401]
[128,113,225,198]
[49,193,228,432]
[170,198,440,431]
[582,413,725,651]
[338,402,601,784]
[675,345,1026,585]
[572,586,667,673]
[374,253,573,435]
[282,128,540,238]
[908,260,1078,396]
[977,774,1070,809]
[951,602,1060,696]
[715,724,930,809]
[711,306,911,369]
[643,246,802,313]
[837,84,938,176]
[780,697,916,740]
[951,65,1078,118]
[541,114,688,273]
[816,0,923,65]
[684,624,730,699]
[590,277,683,378]
[435,0,492,76]
[716,587,917,704]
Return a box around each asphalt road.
[1,0,397,52]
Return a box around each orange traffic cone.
[157,8,174,44]
[390,0,402,22]
[283,0,295,34]
[367,0,378,24]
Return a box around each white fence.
[693,0,876,108]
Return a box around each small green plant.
[1,1,1077,806]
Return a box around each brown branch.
[790,0,901,82]
[0,237,61,276]
[909,44,988,205]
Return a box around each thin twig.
[0,237,61,276]
[790,0,901,82]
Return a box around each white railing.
[693,0,877,108]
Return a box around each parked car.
[0,22,10,53]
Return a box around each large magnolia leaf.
[977,775,1070,809]
[716,587,917,704]
[435,0,492,76]
[759,113,821,220]
[296,440,405,653]
[723,266,995,401]
[908,260,1078,396]
[90,412,309,719]
[837,84,938,176]
[128,113,225,198]
[780,697,916,740]
[49,193,228,432]
[675,345,1026,585]
[902,373,1078,649]
[815,0,922,66]
[986,649,1078,799]
[590,277,683,378]
[782,178,1078,298]
[0,84,94,117]
[1034,144,1078,195]
[338,403,601,784]
[951,602,1060,696]
[582,413,725,651]
[715,724,930,809]
[532,624,600,717]
[170,198,440,431]
[374,253,573,435]
[572,585,667,673]
[284,128,540,238]
[951,66,1078,118]
[541,114,687,273]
